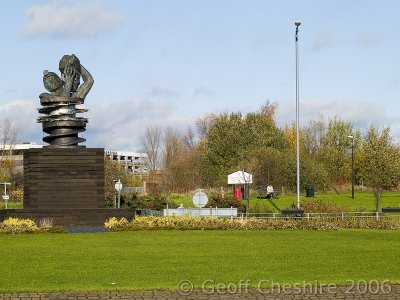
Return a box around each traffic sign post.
[114,180,123,208]
[192,189,208,208]
[1,182,11,210]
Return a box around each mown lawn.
[0,229,399,292]
[171,191,400,212]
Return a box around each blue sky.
[1,0,400,150]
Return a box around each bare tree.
[140,125,162,171]
[163,127,185,169]
[0,119,19,162]
[0,119,21,190]
[183,126,196,150]
[303,115,326,155]
[195,113,216,140]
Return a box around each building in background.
[104,150,149,176]
[0,142,43,170]
[0,143,149,177]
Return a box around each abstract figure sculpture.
[37,54,93,148]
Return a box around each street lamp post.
[348,135,355,199]
[295,21,301,209]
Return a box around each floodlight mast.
[295,21,301,209]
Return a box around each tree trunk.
[373,187,380,212]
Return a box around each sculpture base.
[24,148,105,209]
[15,147,121,227]
[0,208,135,227]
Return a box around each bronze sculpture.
[0,55,135,227]
[37,54,93,148]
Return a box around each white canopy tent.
[227,171,253,185]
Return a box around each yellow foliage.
[104,217,129,229]
[0,217,39,234]
[104,215,400,231]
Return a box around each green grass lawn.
[0,201,23,210]
[0,229,399,292]
[3,191,400,212]
[170,191,400,212]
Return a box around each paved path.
[0,285,399,300]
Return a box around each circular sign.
[192,190,208,208]
[114,181,123,192]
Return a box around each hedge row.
[105,216,400,231]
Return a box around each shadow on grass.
[268,199,281,211]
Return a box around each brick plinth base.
[23,148,105,209]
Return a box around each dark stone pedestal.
[0,148,135,227]
[24,148,105,209]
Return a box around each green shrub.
[121,193,178,210]
[340,218,400,230]
[301,199,344,213]
[205,192,246,213]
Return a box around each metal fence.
[242,212,400,222]
[136,209,400,223]
[137,209,163,217]
[163,207,237,218]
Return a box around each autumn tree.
[163,144,206,192]
[359,126,400,212]
[203,107,287,186]
[319,118,355,187]
[260,100,278,122]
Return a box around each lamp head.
[295,21,301,27]
[348,135,354,139]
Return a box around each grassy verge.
[0,202,23,210]
[0,229,398,292]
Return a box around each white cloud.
[276,98,387,131]
[358,32,383,47]
[147,86,180,99]
[0,100,42,143]
[24,1,122,38]
[311,32,334,51]
[0,97,192,151]
[194,86,216,97]
[85,98,191,151]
